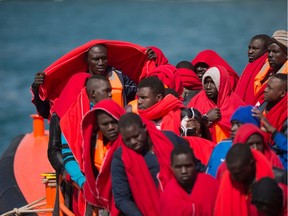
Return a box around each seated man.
[214,144,274,216]
[206,105,260,177]
[111,112,185,216]
[257,74,287,143]
[137,76,185,135]
[188,65,245,143]
[81,99,126,215]
[159,143,219,216]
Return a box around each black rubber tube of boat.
[0,134,37,215]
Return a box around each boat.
[0,115,73,216]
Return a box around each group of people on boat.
[30,30,287,216]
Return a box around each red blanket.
[233,123,283,169]
[147,64,184,97]
[187,65,245,142]
[177,68,203,90]
[81,99,125,215]
[214,150,274,216]
[138,94,185,135]
[235,54,268,105]
[59,87,90,170]
[38,39,156,104]
[191,49,239,90]
[265,94,287,145]
[183,136,216,165]
[160,174,219,216]
[121,117,175,215]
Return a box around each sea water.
[0,0,287,156]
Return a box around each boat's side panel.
[0,134,36,215]
[14,131,54,204]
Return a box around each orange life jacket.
[108,70,124,107]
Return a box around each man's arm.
[31,72,50,119]
[111,148,142,216]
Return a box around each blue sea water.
[0,0,287,156]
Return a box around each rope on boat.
[0,197,53,216]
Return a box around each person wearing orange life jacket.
[254,30,288,105]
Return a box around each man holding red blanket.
[137,76,185,135]
[31,40,156,119]
[111,112,186,216]
[159,143,219,216]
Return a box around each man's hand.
[206,108,221,122]
[252,107,276,134]
[145,47,157,60]
[34,72,46,87]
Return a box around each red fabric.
[235,54,268,105]
[191,49,239,90]
[147,64,184,97]
[160,174,219,216]
[183,136,216,165]
[60,87,91,170]
[81,99,125,215]
[177,68,203,90]
[264,94,288,144]
[39,39,156,104]
[233,123,283,169]
[214,150,274,216]
[187,65,245,142]
[54,72,90,118]
[148,46,169,66]
[138,94,185,135]
[121,117,175,215]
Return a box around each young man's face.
[268,43,287,70]
[171,153,195,189]
[87,46,108,75]
[137,87,162,110]
[248,39,267,63]
[264,76,286,103]
[203,77,218,101]
[96,112,119,141]
[120,123,148,154]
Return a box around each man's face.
[268,43,287,71]
[137,87,162,110]
[264,77,286,103]
[230,120,242,140]
[195,63,209,81]
[246,134,264,153]
[171,153,195,188]
[96,112,119,141]
[203,77,218,101]
[227,160,254,183]
[87,80,112,105]
[120,123,148,154]
[248,39,267,63]
[87,46,108,75]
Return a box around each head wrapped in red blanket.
[148,46,169,66]
[191,49,239,90]
[147,64,184,97]
[233,123,283,169]
[187,65,245,142]
[81,99,125,214]
[177,68,202,91]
